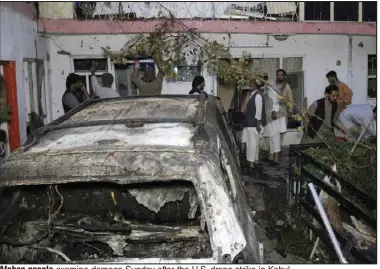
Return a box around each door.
[286,71,304,114]
[0,61,20,153]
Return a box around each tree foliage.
[101,16,261,88]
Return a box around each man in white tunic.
[274,69,294,145]
[90,63,120,98]
[263,74,282,164]
[245,81,267,169]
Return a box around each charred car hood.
[0,129,247,262]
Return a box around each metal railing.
[288,143,377,264]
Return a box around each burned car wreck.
[0,94,260,263]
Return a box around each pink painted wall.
[37,19,376,36]
[1,2,36,20]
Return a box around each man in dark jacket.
[189,76,206,95]
[303,85,348,143]
[62,73,90,113]
[244,80,267,168]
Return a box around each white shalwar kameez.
[246,92,264,163]
[263,86,281,154]
[241,91,255,145]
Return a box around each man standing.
[189,76,207,95]
[62,73,90,113]
[336,104,376,141]
[303,85,348,144]
[263,74,281,165]
[129,62,165,95]
[90,63,120,98]
[245,79,267,169]
[274,69,293,145]
[326,70,353,114]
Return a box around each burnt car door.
[211,98,260,263]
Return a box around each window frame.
[172,65,203,83]
[71,56,166,97]
[300,1,367,22]
[362,1,377,22]
[113,59,156,96]
[70,56,116,94]
[23,58,48,125]
[367,54,377,100]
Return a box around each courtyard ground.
[242,148,331,264]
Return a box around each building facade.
[0,2,49,154]
[1,2,377,148]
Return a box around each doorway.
[0,61,20,154]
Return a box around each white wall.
[351,36,377,106]
[47,33,376,120]
[0,3,49,144]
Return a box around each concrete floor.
[242,148,317,263]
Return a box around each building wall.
[0,2,49,144]
[47,33,376,119]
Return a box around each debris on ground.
[244,150,331,263]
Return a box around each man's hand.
[256,121,261,134]
[80,83,90,99]
[345,126,360,139]
[79,82,88,93]
[271,111,277,120]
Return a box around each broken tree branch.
[31,246,71,261]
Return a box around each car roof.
[20,96,205,153]
[0,94,226,185]
[64,96,199,123]
[42,95,212,133]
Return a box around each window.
[363,1,377,22]
[367,55,376,99]
[249,56,305,112]
[304,2,330,21]
[283,57,304,113]
[173,65,202,82]
[250,58,280,82]
[303,2,374,22]
[74,58,108,72]
[23,59,47,135]
[114,60,155,96]
[72,58,113,96]
[334,2,359,21]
